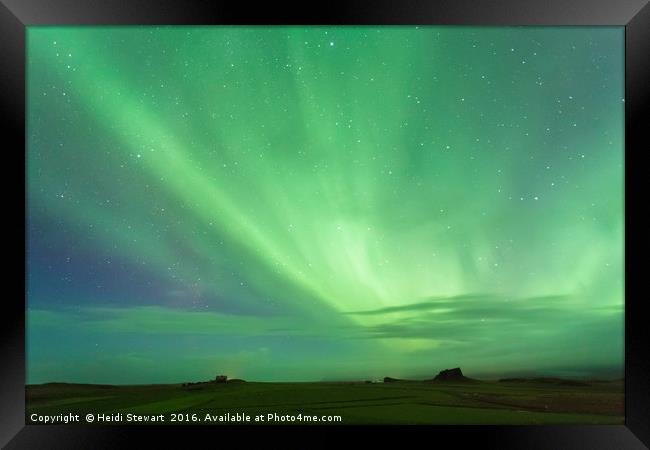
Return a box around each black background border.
[1,0,648,448]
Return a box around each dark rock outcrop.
[383,377,399,383]
[432,367,469,382]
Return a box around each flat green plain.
[26,379,623,425]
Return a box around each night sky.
[27,26,624,384]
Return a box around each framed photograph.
[2,0,648,447]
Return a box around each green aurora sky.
[26,26,624,384]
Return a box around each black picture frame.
[2,0,648,447]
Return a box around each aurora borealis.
[26,26,624,384]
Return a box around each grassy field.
[26,378,624,425]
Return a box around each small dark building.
[215,375,228,383]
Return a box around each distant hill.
[38,382,115,388]
[499,377,590,387]
[383,377,403,383]
[383,368,477,384]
